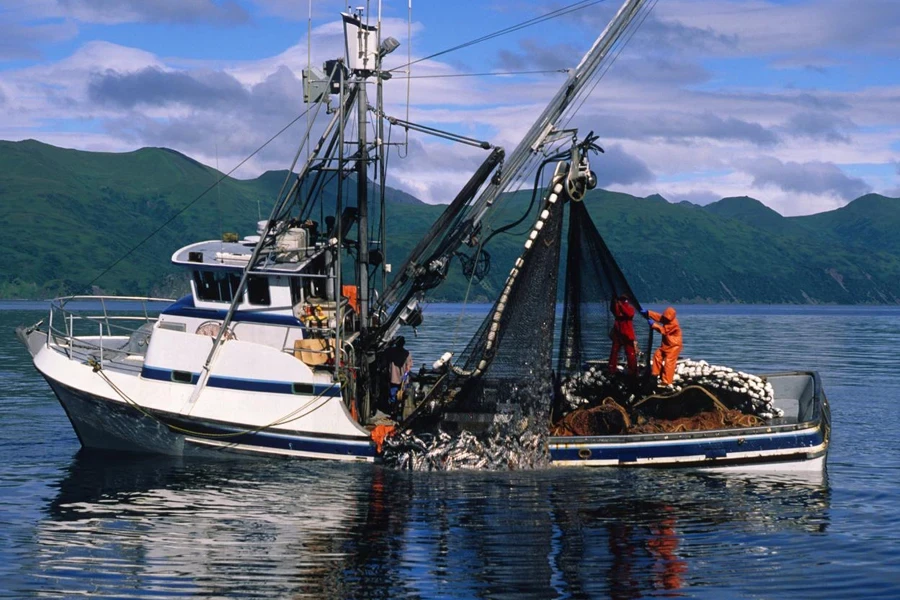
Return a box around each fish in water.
[382,420,550,472]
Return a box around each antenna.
[215,142,222,237]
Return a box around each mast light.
[379,37,400,58]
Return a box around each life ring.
[195,321,237,340]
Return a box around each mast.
[357,79,369,332]
[342,8,398,419]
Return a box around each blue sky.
[1,0,898,215]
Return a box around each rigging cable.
[68,107,312,303]
[561,0,659,131]
[394,69,567,79]
[468,0,657,251]
[401,0,412,157]
[388,0,607,73]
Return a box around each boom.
[375,0,652,340]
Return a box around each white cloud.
[0,0,897,217]
[0,19,79,61]
[56,0,250,25]
[736,156,872,199]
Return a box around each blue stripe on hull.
[548,427,827,466]
[164,415,376,458]
[140,365,342,397]
[44,377,375,460]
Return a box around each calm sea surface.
[1,302,899,599]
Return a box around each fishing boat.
[17,0,829,469]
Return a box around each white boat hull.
[22,326,829,471]
[25,326,377,462]
[45,377,377,461]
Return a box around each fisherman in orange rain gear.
[641,306,683,386]
[608,294,638,377]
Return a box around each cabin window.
[247,276,271,306]
[194,270,241,303]
[292,382,315,395]
[172,370,193,383]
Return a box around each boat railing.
[46,295,175,364]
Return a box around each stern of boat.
[548,370,830,470]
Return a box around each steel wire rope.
[469,0,659,226]
[89,359,339,438]
[387,0,607,73]
[559,0,659,133]
[401,0,412,157]
[468,0,656,255]
[66,107,313,305]
[394,69,567,79]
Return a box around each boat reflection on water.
[545,470,830,599]
[42,452,392,598]
[394,468,831,599]
[38,455,831,598]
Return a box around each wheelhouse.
[161,221,357,371]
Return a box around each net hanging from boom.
[411,165,654,432]
[557,200,650,376]
[430,172,567,420]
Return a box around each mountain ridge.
[1,139,898,304]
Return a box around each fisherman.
[608,294,638,377]
[383,336,413,420]
[642,307,683,387]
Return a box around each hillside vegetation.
[1,140,898,304]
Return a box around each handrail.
[52,294,176,304]
[46,295,172,362]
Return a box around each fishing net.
[550,389,764,437]
[419,180,651,422]
[447,181,566,417]
[557,200,651,377]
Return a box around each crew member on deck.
[384,336,413,420]
[608,294,638,377]
[643,306,683,387]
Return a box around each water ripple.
[2,305,899,598]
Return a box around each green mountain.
[1,139,899,304]
[794,193,900,256]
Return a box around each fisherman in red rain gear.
[642,306,683,386]
[608,294,638,377]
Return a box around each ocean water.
[1,302,899,599]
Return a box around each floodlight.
[379,37,400,57]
